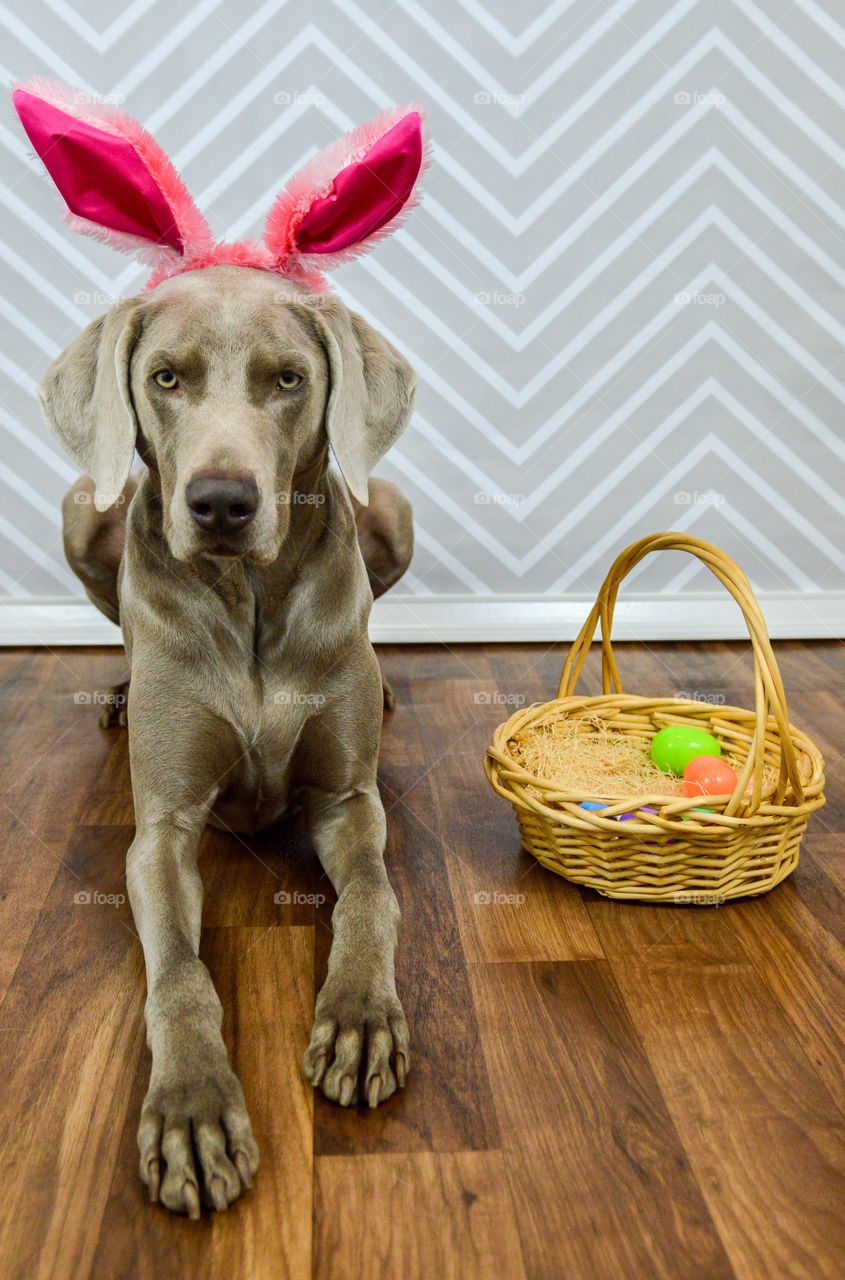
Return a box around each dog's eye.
[277,371,303,391]
[153,369,178,389]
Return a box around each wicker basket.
[484,533,825,902]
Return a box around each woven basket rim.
[486,693,825,832]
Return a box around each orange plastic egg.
[683,755,739,797]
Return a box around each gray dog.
[47,264,416,1216]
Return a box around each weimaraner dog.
[48,264,415,1217]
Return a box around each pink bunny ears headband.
[12,79,429,292]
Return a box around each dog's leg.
[297,656,409,1107]
[129,807,259,1215]
[127,699,259,1216]
[352,478,413,710]
[63,474,137,725]
[62,473,138,623]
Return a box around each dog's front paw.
[138,1060,259,1217]
[304,974,410,1108]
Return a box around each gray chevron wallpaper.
[1,0,844,637]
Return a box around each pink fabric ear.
[263,106,428,280]
[12,80,428,291]
[11,79,213,269]
[14,90,184,250]
[295,113,423,254]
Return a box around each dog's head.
[39,266,416,562]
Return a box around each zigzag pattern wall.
[1,0,843,605]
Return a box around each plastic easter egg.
[650,726,721,776]
[579,801,608,811]
[683,755,739,797]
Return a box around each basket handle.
[556,532,804,813]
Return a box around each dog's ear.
[39,301,140,512]
[308,302,417,505]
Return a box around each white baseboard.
[0,593,843,645]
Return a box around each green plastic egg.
[650,726,721,777]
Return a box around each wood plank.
[90,925,314,1280]
[614,961,845,1280]
[410,670,604,963]
[313,762,500,1156]
[718,878,845,1114]
[469,960,734,1280]
[810,834,845,905]
[584,896,751,967]
[199,817,329,927]
[0,825,144,1280]
[314,1152,527,1280]
[79,729,135,826]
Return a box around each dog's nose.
[185,473,259,533]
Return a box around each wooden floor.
[0,640,842,1280]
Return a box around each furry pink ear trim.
[263,106,429,277]
[12,79,213,269]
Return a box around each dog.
[15,81,427,1217]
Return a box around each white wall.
[1,0,844,642]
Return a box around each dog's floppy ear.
[39,301,141,512]
[264,107,428,283]
[308,302,417,505]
